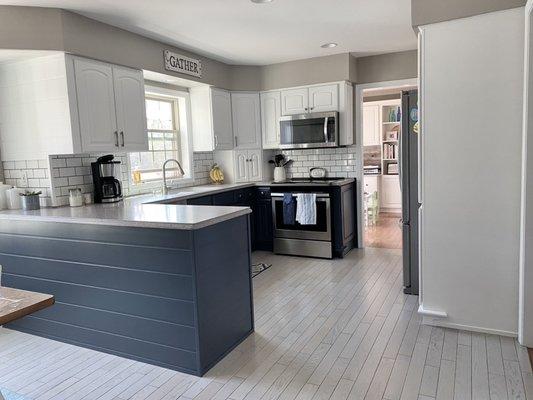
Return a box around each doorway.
[354,79,418,291]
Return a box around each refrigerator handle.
[398,115,403,193]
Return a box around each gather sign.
[164,50,202,78]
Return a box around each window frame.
[128,85,195,191]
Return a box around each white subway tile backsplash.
[59,167,76,177]
[66,158,82,167]
[280,145,359,179]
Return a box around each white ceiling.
[0,0,417,65]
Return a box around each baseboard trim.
[418,304,448,318]
[421,318,518,337]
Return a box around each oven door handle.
[271,193,330,199]
[323,116,329,143]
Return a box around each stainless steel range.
[270,177,348,259]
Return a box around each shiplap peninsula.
[0,199,254,376]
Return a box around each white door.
[381,175,401,209]
[113,66,148,151]
[363,105,381,146]
[234,150,248,182]
[73,58,118,152]
[260,91,281,149]
[281,88,309,115]
[308,84,339,112]
[211,88,233,150]
[231,92,261,149]
[247,149,262,182]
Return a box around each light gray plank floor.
[0,248,531,400]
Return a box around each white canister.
[0,183,12,210]
[6,187,23,210]
[69,188,84,207]
[273,166,286,183]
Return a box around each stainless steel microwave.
[279,111,338,149]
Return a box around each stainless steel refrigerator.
[400,90,419,295]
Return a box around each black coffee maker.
[91,155,123,203]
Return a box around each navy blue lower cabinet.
[0,216,254,376]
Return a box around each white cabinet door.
[364,175,380,195]
[281,88,308,115]
[234,150,248,182]
[231,92,261,149]
[211,89,233,150]
[73,58,118,152]
[113,66,148,151]
[381,175,402,209]
[363,105,381,146]
[247,149,262,182]
[260,91,281,149]
[309,84,338,112]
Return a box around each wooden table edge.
[0,295,54,326]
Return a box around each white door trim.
[354,78,418,248]
[519,0,533,347]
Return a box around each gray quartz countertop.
[0,203,251,230]
[0,183,256,230]
[0,179,355,229]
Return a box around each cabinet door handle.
[120,131,125,147]
[114,131,119,147]
[235,136,238,147]
[214,135,219,148]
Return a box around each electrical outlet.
[21,171,28,186]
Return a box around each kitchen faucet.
[162,158,185,195]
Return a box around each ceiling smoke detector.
[321,43,338,49]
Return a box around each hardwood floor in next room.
[0,249,532,400]
[364,213,403,250]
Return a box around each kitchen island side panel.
[193,215,254,374]
[0,220,199,374]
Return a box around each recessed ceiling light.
[251,0,273,3]
[321,43,338,49]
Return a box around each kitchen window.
[129,87,193,186]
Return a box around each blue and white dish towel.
[296,193,317,225]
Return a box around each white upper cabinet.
[211,89,233,150]
[281,84,339,116]
[281,88,309,115]
[363,104,381,146]
[308,84,338,112]
[231,92,261,149]
[73,58,118,152]
[190,87,234,151]
[112,66,148,151]
[0,54,148,160]
[70,55,148,153]
[261,91,281,150]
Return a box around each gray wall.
[0,6,64,50]
[0,5,415,91]
[412,0,526,27]
[356,50,418,84]
[259,53,352,91]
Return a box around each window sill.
[128,177,196,196]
